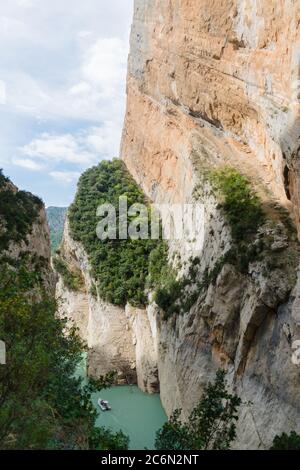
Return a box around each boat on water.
[98,398,112,411]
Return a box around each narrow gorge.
[52,0,300,450]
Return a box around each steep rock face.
[0,176,55,292]
[7,208,56,292]
[121,0,300,449]
[56,218,159,392]
[121,0,300,219]
[125,304,159,393]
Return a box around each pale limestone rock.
[125,304,159,393]
[56,217,159,389]
[120,0,300,449]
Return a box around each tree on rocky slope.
[270,432,300,450]
[0,262,128,450]
[155,370,241,450]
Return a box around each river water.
[78,355,167,450]
[92,385,167,450]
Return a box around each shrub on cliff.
[209,167,264,243]
[53,255,83,292]
[270,431,300,450]
[155,370,241,450]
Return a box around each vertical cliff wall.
[121,0,300,449]
[56,217,159,392]
[121,0,300,218]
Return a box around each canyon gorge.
[53,0,300,450]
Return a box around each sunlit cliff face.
[118,0,300,449]
[121,0,300,236]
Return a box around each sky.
[0,0,134,207]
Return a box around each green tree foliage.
[0,262,128,449]
[209,167,264,243]
[53,255,83,292]
[0,170,43,251]
[46,206,67,252]
[147,242,184,318]
[0,169,128,449]
[155,370,241,450]
[68,159,162,307]
[270,431,300,450]
[89,427,129,450]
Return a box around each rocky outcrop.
[0,176,55,293]
[8,207,56,292]
[120,0,300,449]
[125,304,159,393]
[56,218,159,391]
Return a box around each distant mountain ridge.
[46,206,67,252]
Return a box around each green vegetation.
[0,169,43,251]
[46,206,67,252]
[152,168,266,318]
[208,167,299,275]
[68,161,266,317]
[89,428,129,450]
[0,260,128,450]
[69,159,160,307]
[209,167,264,243]
[68,159,190,315]
[207,167,268,274]
[68,161,295,321]
[270,431,300,450]
[53,255,83,292]
[151,248,229,319]
[147,243,184,318]
[0,170,129,449]
[155,370,241,450]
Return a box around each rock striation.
[119,0,300,449]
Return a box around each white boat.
[98,398,112,411]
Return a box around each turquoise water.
[92,386,167,450]
[77,355,167,449]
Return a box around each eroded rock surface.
[56,218,159,390]
[120,0,300,449]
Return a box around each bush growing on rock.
[270,431,300,450]
[155,370,241,450]
[53,255,83,292]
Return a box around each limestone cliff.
[0,172,55,292]
[122,0,300,221]
[120,0,300,449]
[56,217,159,392]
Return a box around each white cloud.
[50,171,80,184]
[12,158,44,171]
[21,133,96,165]
[69,81,91,95]
[78,30,93,39]
[18,0,35,6]
[18,119,121,171]
[0,80,7,104]
[86,121,122,159]
[0,0,133,204]
[2,35,129,124]
[82,37,128,98]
